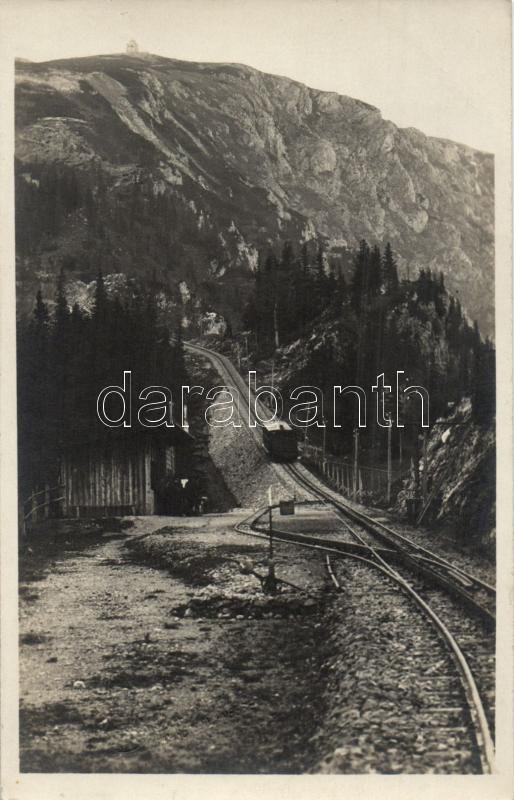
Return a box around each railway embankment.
[186,349,305,508]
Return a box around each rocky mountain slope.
[395,398,495,553]
[15,53,494,335]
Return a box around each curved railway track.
[236,505,495,773]
[186,339,495,622]
[283,461,495,625]
[186,339,496,773]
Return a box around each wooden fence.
[300,444,407,503]
[21,484,66,533]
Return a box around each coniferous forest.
[18,235,496,501]
[15,161,248,321]
[242,238,495,460]
[16,271,195,499]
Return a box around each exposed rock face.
[396,399,495,551]
[15,54,494,335]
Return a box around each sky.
[1,0,511,153]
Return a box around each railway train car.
[262,421,298,462]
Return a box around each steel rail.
[186,340,494,612]
[187,340,495,773]
[283,462,495,625]
[290,460,495,596]
[234,506,495,773]
[324,552,495,774]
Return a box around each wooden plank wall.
[62,440,154,516]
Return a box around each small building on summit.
[126,39,139,55]
[61,425,193,517]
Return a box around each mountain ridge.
[15,52,494,336]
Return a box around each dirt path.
[19,514,329,773]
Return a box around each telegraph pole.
[303,401,311,452]
[387,415,392,504]
[353,427,359,500]
[421,429,428,505]
[265,486,277,594]
[273,303,279,349]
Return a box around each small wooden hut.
[61,425,192,517]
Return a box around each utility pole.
[353,427,359,500]
[421,429,429,505]
[268,503,274,559]
[273,303,279,350]
[303,401,310,452]
[413,434,420,499]
[387,414,392,504]
[322,416,327,462]
[264,486,277,594]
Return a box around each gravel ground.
[19,514,331,773]
[19,513,487,775]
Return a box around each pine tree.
[383,242,399,294]
[471,338,496,424]
[187,389,210,499]
[172,322,187,397]
[277,240,296,342]
[33,288,49,326]
[54,269,70,333]
[262,251,278,350]
[368,244,382,298]
[51,269,71,448]
[92,270,108,321]
[351,239,370,311]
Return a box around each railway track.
[283,461,496,625]
[185,340,308,499]
[186,339,496,773]
[325,557,494,773]
[236,504,495,773]
[186,339,495,622]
